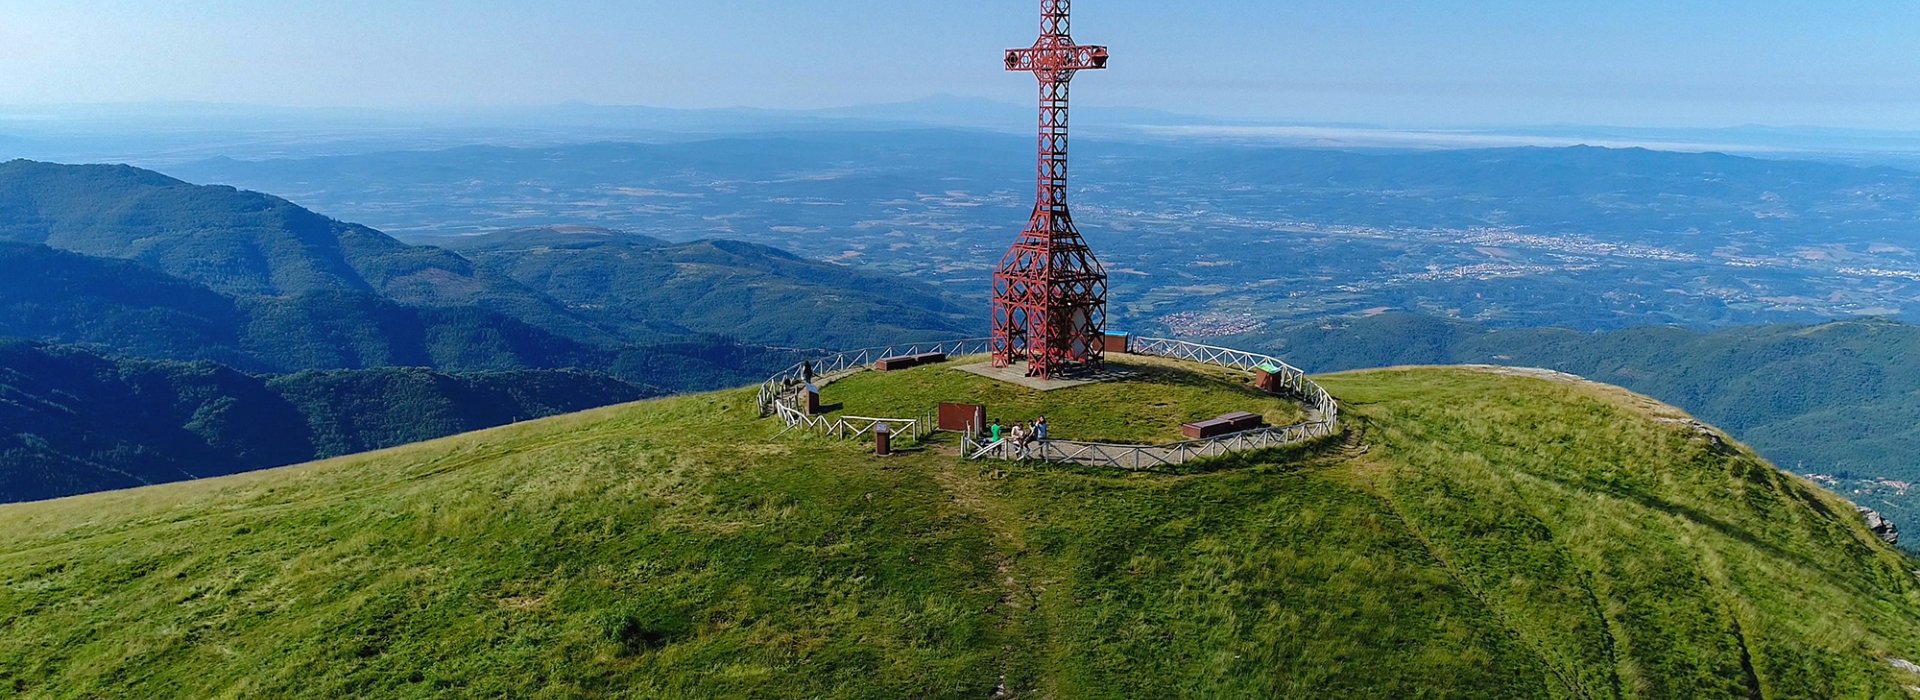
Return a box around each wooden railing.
[1128,337,1340,430]
[772,402,937,444]
[759,338,991,442]
[757,335,1341,468]
[757,338,994,417]
[963,419,1332,470]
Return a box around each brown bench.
[1183,412,1267,439]
[1219,412,1266,431]
[1181,418,1236,440]
[876,352,949,372]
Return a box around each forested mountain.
[430,226,974,348]
[1249,313,1920,548]
[0,241,607,372]
[0,160,982,501]
[0,340,655,503]
[0,242,246,362]
[0,161,973,382]
[0,159,611,342]
[0,161,969,355]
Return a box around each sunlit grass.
[823,355,1307,444]
[0,365,1915,698]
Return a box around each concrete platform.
[955,361,1134,391]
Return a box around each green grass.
[823,356,1308,444]
[1,364,1917,698]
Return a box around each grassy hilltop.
[823,355,1307,444]
[1,363,1917,698]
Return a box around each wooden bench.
[1183,412,1266,439]
[1219,412,1266,431]
[876,352,948,372]
[1181,418,1236,440]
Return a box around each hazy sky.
[4,0,1919,128]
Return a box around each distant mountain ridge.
[0,159,613,343]
[0,160,979,502]
[427,226,976,349]
[0,161,967,372]
[0,241,607,373]
[168,135,1920,330]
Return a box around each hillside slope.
[1247,314,1920,550]
[1,366,1915,697]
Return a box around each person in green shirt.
[989,421,1004,443]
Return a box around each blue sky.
[3,0,1918,128]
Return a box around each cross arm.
[1005,44,1110,73]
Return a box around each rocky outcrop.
[1858,506,1900,546]
[1656,417,1734,454]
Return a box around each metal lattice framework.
[992,0,1112,381]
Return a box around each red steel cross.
[991,0,1111,380]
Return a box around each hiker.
[1021,421,1040,455]
[1008,423,1028,458]
[802,360,814,384]
[989,420,1004,444]
[1034,415,1049,442]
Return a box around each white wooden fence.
[757,338,994,417]
[1128,337,1340,429]
[759,338,992,443]
[961,421,1330,470]
[757,335,1340,468]
[772,401,938,444]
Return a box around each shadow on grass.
[1526,467,1841,578]
[1112,360,1269,396]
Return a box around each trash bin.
[874,422,892,457]
[1254,363,1283,393]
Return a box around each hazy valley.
[169,132,1920,334]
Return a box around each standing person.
[989,420,1004,444]
[1035,416,1049,442]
